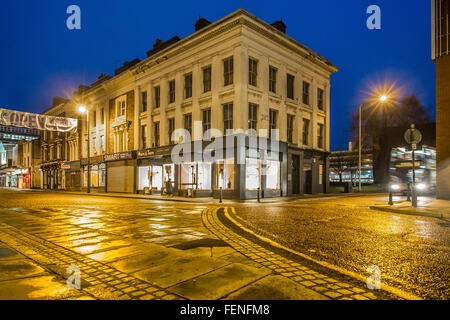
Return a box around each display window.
[216,158,235,190]
[265,159,280,190]
[180,162,211,190]
[245,157,261,190]
[138,166,163,190]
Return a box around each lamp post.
[358,94,389,192]
[78,105,90,194]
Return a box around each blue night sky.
[0,0,435,150]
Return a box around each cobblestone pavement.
[202,207,403,300]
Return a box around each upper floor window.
[141,125,147,149]
[223,103,233,134]
[202,109,211,139]
[141,91,148,112]
[185,73,192,99]
[317,123,324,149]
[168,118,175,144]
[203,66,211,93]
[287,114,294,143]
[223,57,233,86]
[154,86,160,108]
[317,88,324,110]
[287,74,295,99]
[249,58,258,87]
[154,122,160,147]
[116,98,126,117]
[92,110,97,128]
[302,118,310,145]
[169,80,176,104]
[302,81,310,105]
[269,66,277,93]
[184,113,192,140]
[269,109,278,139]
[248,103,258,133]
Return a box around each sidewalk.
[19,187,373,204]
[370,197,450,219]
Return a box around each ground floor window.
[246,157,260,190]
[138,166,163,191]
[216,158,234,190]
[180,162,211,190]
[83,164,106,187]
[265,159,280,190]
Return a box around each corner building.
[43,9,338,199]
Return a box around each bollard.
[219,187,222,203]
[257,187,260,203]
[412,189,417,208]
[388,191,393,206]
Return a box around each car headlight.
[416,183,426,191]
[391,184,400,191]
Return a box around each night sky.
[0,0,435,150]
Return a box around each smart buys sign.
[0,108,78,132]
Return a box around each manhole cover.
[0,248,16,258]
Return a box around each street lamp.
[78,105,90,194]
[358,94,389,192]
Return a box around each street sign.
[404,126,422,144]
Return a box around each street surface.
[233,195,450,300]
[0,189,448,300]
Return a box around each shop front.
[105,151,136,193]
[81,156,106,193]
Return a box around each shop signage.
[104,151,134,162]
[61,162,71,169]
[81,155,104,165]
[138,146,173,158]
[0,108,78,132]
[395,161,421,168]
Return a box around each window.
[154,122,160,147]
[224,57,233,86]
[248,103,258,133]
[92,137,97,155]
[302,118,310,145]
[168,118,175,144]
[223,103,233,134]
[184,73,192,99]
[101,135,105,154]
[142,91,147,112]
[154,86,160,108]
[249,58,258,87]
[92,111,96,127]
[317,88,324,110]
[266,160,281,190]
[269,109,277,139]
[269,66,277,93]
[169,80,175,103]
[287,74,295,99]
[203,66,211,93]
[318,123,324,149]
[245,157,261,190]
[116,99,126,117]
[302,81,310,105]
[202,109,211,139]
[180,162,211,190]
[287,114,294,143]
[184,113,192,140]
[141,125,147,149]
[216,159,234,190]
[100,108,104,124]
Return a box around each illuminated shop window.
[138,166,163,191]
[246,157,260,190]
[180,162,211,190]
[265,160,280,190]
[216,159,235,190]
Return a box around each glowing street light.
[78,104,90,194]
[358,94,390,192]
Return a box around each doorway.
[291,155,300,194]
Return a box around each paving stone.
[324,291,343,299]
